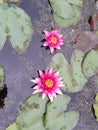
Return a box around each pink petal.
[33,89,41,94]
[43,42,48,47]
[31,78,40,84]
[42,93,47,100]
[48,93,53,102]
[59,83,64,87]
[54,71,59,77]
[44,30,49,37]
[50,47,54,54]
[60,42,64,45]
[48,68,53,75]
[52,92,57,98]
[39,70,44,77]
[55,89,63,95]
[53,30,58,34]
[56,46,61,50]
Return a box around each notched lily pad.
[0,3,33,54]
[49,50,87,92]
[6,94,79,130]
[45,95,79,130]
[49,0,82,28]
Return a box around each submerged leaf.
[0,3,33,54]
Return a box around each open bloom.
[31,68,64,102]
[43,30,64,54]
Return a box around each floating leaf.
[45,111,79,130]
[7,94,79,130]
[16,94,48,130]
[49,0,82,28]
[0,3,33,54]
[45,95,79,130]
[6,122,18,130]
[93,93,98,121]
[7,4,33,54]
[67,0,82,6]
[44,95,71,124]
[49,50,87,92]
[83,50,98,78]
[71,50,87,91]
[50,0,74,19]
[0,65,5,91]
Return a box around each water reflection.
[0,85,7,109]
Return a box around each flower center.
[51,37,57,44]
[44,79,53,88]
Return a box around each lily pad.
[49,50,87,92]
[50,0,74,19]
[44,95,79,130]
[67,0,82,6]
[49,0,82,28]
[82,50,98,78]
[16,94,48,130]
[7,94,79,130]
[45,111,79,130]
[6,122,18,130]
[0,3,33,54]
[0,65,5,91]
[44,95,71,124]
[71,50,87,91]
[93,93,98,121]
[53,5,81,28]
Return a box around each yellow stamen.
[45,79,53,88]
[51,37,57,44]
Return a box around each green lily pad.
[0,65,5,90]
[50,0,74,19]
[6,122,18,130]
[16,94,48,130]
[83,50,98,78]
[49,50,87,92]
[49,0,82,28]
[7,4,33,54]
[44,95,79,130]
[71,50,87,91]
[93,93,98,121]
[45,111,79,130]
[67,0,82,6]
[53,5,81,28]
[0,3,33,54]
[44,95,71,124]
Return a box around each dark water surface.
[0,0,98,130]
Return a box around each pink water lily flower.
[31,68,64,102]
[43,30,64,54]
